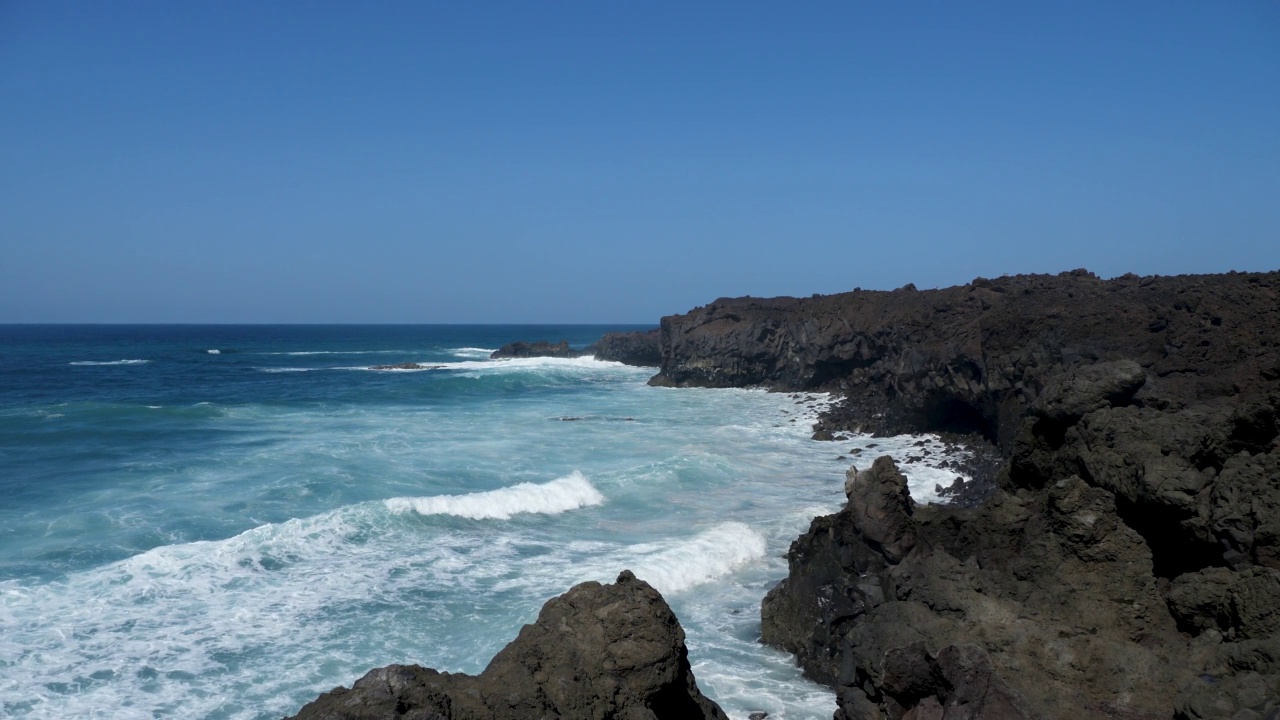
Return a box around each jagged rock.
[764,458,1194,719]
[844,457,917,564]
[287,571,728,720]
[490,340,581,359]
[369,362,434,371]
[592,329,662,366]
[644,271,1280,720]
[873,643,1032,720]
[650,271,1280,451]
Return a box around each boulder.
[1033,358,1146,422]
[286,571,727,720]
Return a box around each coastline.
[295,269,1280,719]
[653,269,1280,719]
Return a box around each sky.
[1,2,1278,323]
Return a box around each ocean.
[0,325,971,719]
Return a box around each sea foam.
[383,472,605,520]
[68,359,151,366]
[448,347,498,359]
[608,522,768,595]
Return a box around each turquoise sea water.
[0,325,969,719]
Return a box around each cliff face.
[650,270,1280,450]
[651,270,1280,719]
[287,571,727,720]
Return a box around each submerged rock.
[286,571,728,720]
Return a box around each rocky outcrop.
[490,340,581,359]
[726,271,1280,719]
[488,330,661,366]
[286,571,727,720]
[764,457,1203,719]
[592,329,662,366]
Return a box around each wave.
[614,522,767,595]
[384,471,604,520]
[256,356,641,375]
[68,359,151,366]
[206,349,221,354]
[448,347,497,359]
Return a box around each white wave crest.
[68,359,151,366]
[384,471,604,520]
[448,347,497,359]
[261,350,408,356]
[616,522,767,595]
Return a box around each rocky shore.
[654,270,1280,719]
[291,270,1278,719]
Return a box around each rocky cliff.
[489,330,661,366]
[659,270,1280,719]
[286,571,727,720]
[650,270,1280,451]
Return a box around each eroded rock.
[287,571,727,720]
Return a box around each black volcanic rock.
[592,329,662,366]
[490,340,581,359]
[650,270,1280,450]
[286,571,728,720]
[488,331,661,366]
[656,271,1280,720]
[764,459,1196,719]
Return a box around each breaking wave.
[383,472,605,520]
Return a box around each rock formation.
[490,340,580,359]
[650,270,1280,451]
[488,330,660,366]
[592,329,662,366]
[698,271,1280,719]
[286,571,727,720]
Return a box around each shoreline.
[297,269,1280,719]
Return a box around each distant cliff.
[651,270,1280,450]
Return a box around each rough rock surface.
[488,331,661,366]
[700,271,1280,719]
[490,340,581,359]
[286,571,727,720]
[650,270,1280,451]
[592,329,662,366]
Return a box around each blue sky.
[2,2,1277,323]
